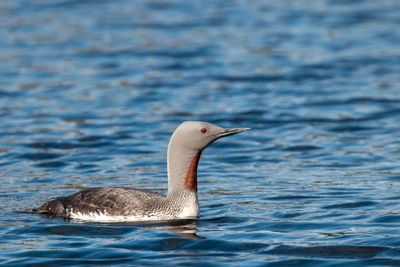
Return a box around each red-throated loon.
[33,121,249,222]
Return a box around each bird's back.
[34,187,166,220]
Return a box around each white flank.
[67,208,197,223]
[68,210,169,222]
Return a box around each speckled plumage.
[34,187,196,221]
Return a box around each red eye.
[201,128,207,134]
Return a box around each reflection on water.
[49,219,202,240]
[140,220,203,240]
[1,0,400,265]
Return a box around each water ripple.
[1,0,400,265]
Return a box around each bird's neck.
[167,142,202,198]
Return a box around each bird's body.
[34,187,198,222]
[34,121,249,222]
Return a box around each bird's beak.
[215,127,250,139]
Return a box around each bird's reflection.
[67,218,204,239]
[162,219,204,239]
[131,219,204,240]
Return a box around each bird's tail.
[33,198,66,217]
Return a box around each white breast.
[177,197,199,219]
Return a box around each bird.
[33,121,249,222]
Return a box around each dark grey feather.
[33,187,167,218]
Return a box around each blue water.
[1,0,400,265]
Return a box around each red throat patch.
[184,152,202,192]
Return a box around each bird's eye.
[201,128,207,134]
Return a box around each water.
[1,0,400,265]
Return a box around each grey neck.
[166,138,200,198]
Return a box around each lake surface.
[1,0,400,265]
